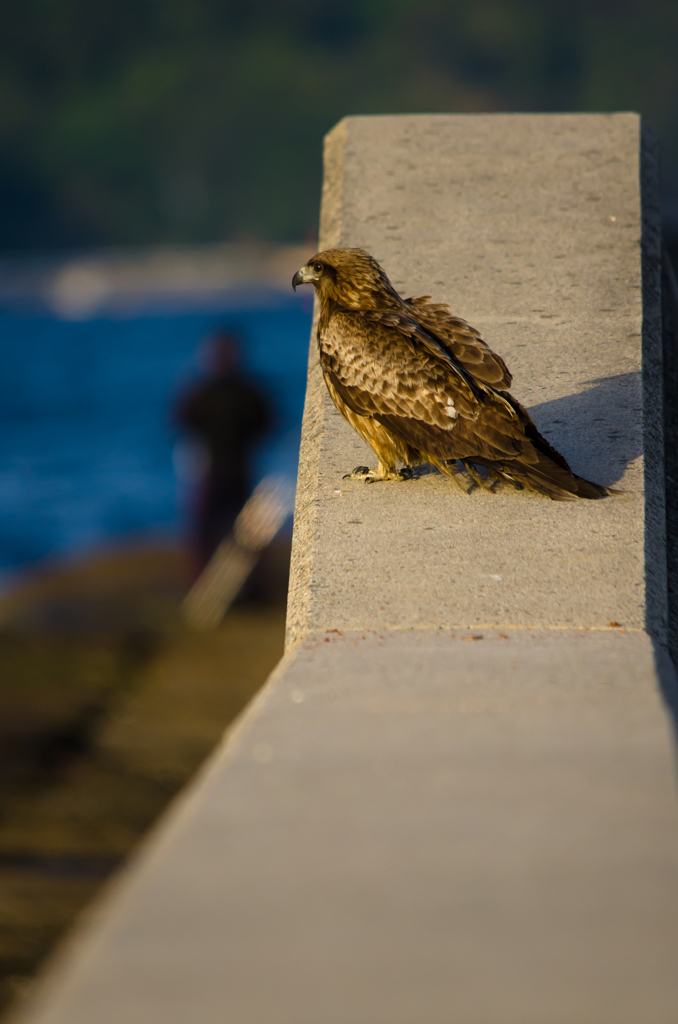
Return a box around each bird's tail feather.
[482,393,614,500]
[486,461,606,500]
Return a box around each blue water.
[0,296,312,571]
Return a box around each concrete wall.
[11,114,678,1024]
[289,113,666,643]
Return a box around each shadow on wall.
[528,371,642,488]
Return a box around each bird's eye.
[313,262,323,274]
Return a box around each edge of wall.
[285,121,346,649]
[641,121,669,644]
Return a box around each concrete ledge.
[11,114,678,1024]
[11,630,678,1024]
[288,113,665,644]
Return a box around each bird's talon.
[344,466,374,481]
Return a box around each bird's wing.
[405,296,512,389]
[319,309,525,462]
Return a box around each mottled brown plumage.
[292,247,610,500]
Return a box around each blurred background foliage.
[1,0,677,251]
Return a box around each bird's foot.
[343,466,413,483]
[343,465,373,481]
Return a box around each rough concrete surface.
[11,631,678,1024]
[11,115,678,1024]
[287,113,664,644]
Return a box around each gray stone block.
[288,113,665,645]
[11,632,678,1024]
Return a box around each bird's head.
[292,248,403,310]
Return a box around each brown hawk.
[292,247,610,500]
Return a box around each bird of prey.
[292,247,611,500]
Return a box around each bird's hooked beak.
[292,264,320,291]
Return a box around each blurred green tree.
[0,0,676,249]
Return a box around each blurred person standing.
[176,329,272,575]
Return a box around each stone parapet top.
[287,112,666,648]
